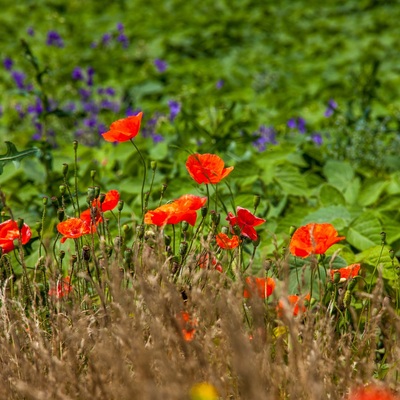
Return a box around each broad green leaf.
[0,141,41,175]
[343,177,361,205]
[354,245,393,276]
[319,184,345,207]
[274,164,308,197]
[357,179,388,207]
[346,213,382,251]
[302,205,352,226]
[323,160,354,191]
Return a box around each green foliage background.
[1,0,400,284]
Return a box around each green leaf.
[354,245,393,271]
[302,205,352,226]
[273,164,308,197]
[357,179,388,207]
[319,184,345,206]
[323,160,354,191]
[346,213,382,251]
[0,141,41,175]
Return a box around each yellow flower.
[190,382,219,400]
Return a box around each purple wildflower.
[252,125,277,152]
[117,23,124,32]
[82,101,98,114]
[100,99,120,113]
[79,88,91,101]
[168,100,181,121]
[297,117,306,134]
[154,59,168,73]
[87,67,95,86]
[64,102,76,113]
[287,118,297,129]
[324,99,338,117]
[216,79,224,90]
[105,87,115,96]
[72,67,84,81]
[46,31,64,48]
[27,27,34,36]
[83,116,97,128]
[126,107,141,117]
[12,71,26,89]
[151,133,164,143]
[102,33,112,46]
[117,33,129,49]
[27,97,43,115]
[287,117,306,134]
[15,104,25,119]
[3,57,13,71]
[311,133,323,146]
[98,124,107,134]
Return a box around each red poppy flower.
[216,232,240,249]
[197,252,223,272]
[226,207,265,241]
[185,153,234,184]
[144,194,207,227]
[48,276,72,299]
[243,276,275,299]
[79,209,102,231]
[277,294,311,317]
[289,223,345,258]
[348,384,398,400]
[178,311,198,341]
[330,263,361,282]
[93,189,120,212]
[57,218,91,243]
[0,219,31,254]
[102,112,143,142]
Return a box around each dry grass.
[0,247,399,400]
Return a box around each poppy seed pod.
[118,200,124,211]
[62,163,69,177]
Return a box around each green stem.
[130,139,147,222]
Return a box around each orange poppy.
[185,153,234,184]
[197,252,223,272]
[348,384,399,400]
[178,311,198,341]
[144,194,207,227]
[93,189,120,212]
[0,219,31,254]
[289,223,345,258]
[57,218,91,243]
[277,294,311,317]
[79,208,102,231]
[215,232,240,249]
[330,263,361,282]
[48,276,72,299]
[243,276,275,299]
[102,112,143,142]
[226,207,265,241]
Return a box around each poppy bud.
[17,218,24,231]
[233,224,241,236]
[94,186,100,199]
[389,249,395,260]
[333,271,341,284]
[90,170,96,179]
[73,140,78,151]
[136,225,144,239]
[326,281,333,291]
[289,225,297,237]
[118,200,124,211]
[87,187,95,202]
[179,242,188,257]
[181,221,189,232]
[99,193,106,205]
[211,212,220,226]
[381,231,386,245]
[347,277,357,291]
[122,224,130,234]
[71,254,78,266]
[42,196,48,206]
[62,163,69,177]
[253,195,261,211]
[59,185,66,196]
[82,245,91,261]
[253,235,261,248]
[344,290,351,308]
[35,221,42,234]
[57,209,64,222]
[161,183,167,196]
[59,250,65,260]
[221,226,229,234]
[51,196,59,209]
[150,161,157,171]
[201,206,208,218]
